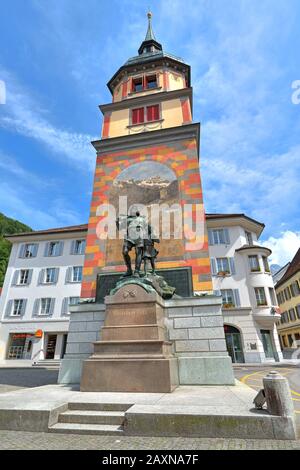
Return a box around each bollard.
[263,370,294,417]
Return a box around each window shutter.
[33,299,40,316]
[44,242,50,257]
[224,229,230,245]
[147,105,159,122]
[229,258,236,275]
[32,244,38,257]
[21,299,27,316]
[58,241,64,256]
[208,229,214,245]
[70,240,76,255]
[11,270,19,286]
[213,289,221,296]
[81,240,86,255]
[38,269,45,285]
[65,267,72,283]
[210,258,217,276]
[19,244,26,258]
[132,107,144,124]
[27,269,33,285]
[61,298,69,315]
[54,268,59,284]
[5,300,13,317]
[50,298,55,315]
[233,289,241,307]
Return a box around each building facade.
[275,248,300,356]
[0,225,87,361]
[207,214,282,363]
[0,214,282,364]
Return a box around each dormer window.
[132,77,143,92]
[131,74,158,93]
[146,75,157,89]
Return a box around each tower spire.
[145,11,156,41]
[138,11,162,55]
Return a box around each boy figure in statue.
[116,210,148,277]
[143,224,160,274]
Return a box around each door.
[224,325,245,363]
[45,335,57,359]
[61,334,68,359]
[260,330,276,359]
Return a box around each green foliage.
[0,213,32,287]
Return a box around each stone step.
[101,324,166,341]
[68,402,132,412]
[94,340,173,356]
[59,410,125,425]
[32,360,61,368]
[49,422,124,435]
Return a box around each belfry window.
[132,77,143,92]
[146,75,157,89]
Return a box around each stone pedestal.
[80,284,179,393]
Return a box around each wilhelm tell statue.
[115,210,175,299]
[116,210,159,277]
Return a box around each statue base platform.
[80,283,179,393]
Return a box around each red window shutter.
[132,107,144,125]
[147,105,159,122]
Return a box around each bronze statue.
[116,212,160,277]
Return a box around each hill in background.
[0,213,32,287]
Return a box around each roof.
[275,248,300,288]
[206,213,264,227]
[5,223,88,239]
[235,244,272,255]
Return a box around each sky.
[0,0,299,266]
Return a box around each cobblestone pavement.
[0,430,299,450]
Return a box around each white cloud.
[261,231,300,266]
[0,69,95,169]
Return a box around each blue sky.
[0,0,299,265]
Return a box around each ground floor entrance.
[224,325,245,363]
[260,329,278,360]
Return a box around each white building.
[206,213,283,363]
[0,213,282,364]
[0,224,87,362]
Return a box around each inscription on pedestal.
[96,267,193,303]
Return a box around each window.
[69,297,80,306]
[12,299,25,316]
[208,228,230,245]
[72,266,82,282]
[281,311,289,324]
[19,243,38,258]
[40,298,52,315]
[262,256,270,272]
[132,107,145,125]
[49,242,60,256]
[290,281,300,297]
[146,75,158,89]
[269,288,277,306]
[132,77,143,92]
[19,270,29,285]
[216,258,230,274]
[245,231,253,245]
[284,287,291,301]
[249,255,260,272]
[221,290,235,307]
[131,105,160,125]
[254,287,267,306]
[45,268,56,284]
[296,305,300,320]
[146,104,160,122]
[72,239,86,255]
[289,308,296,322]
